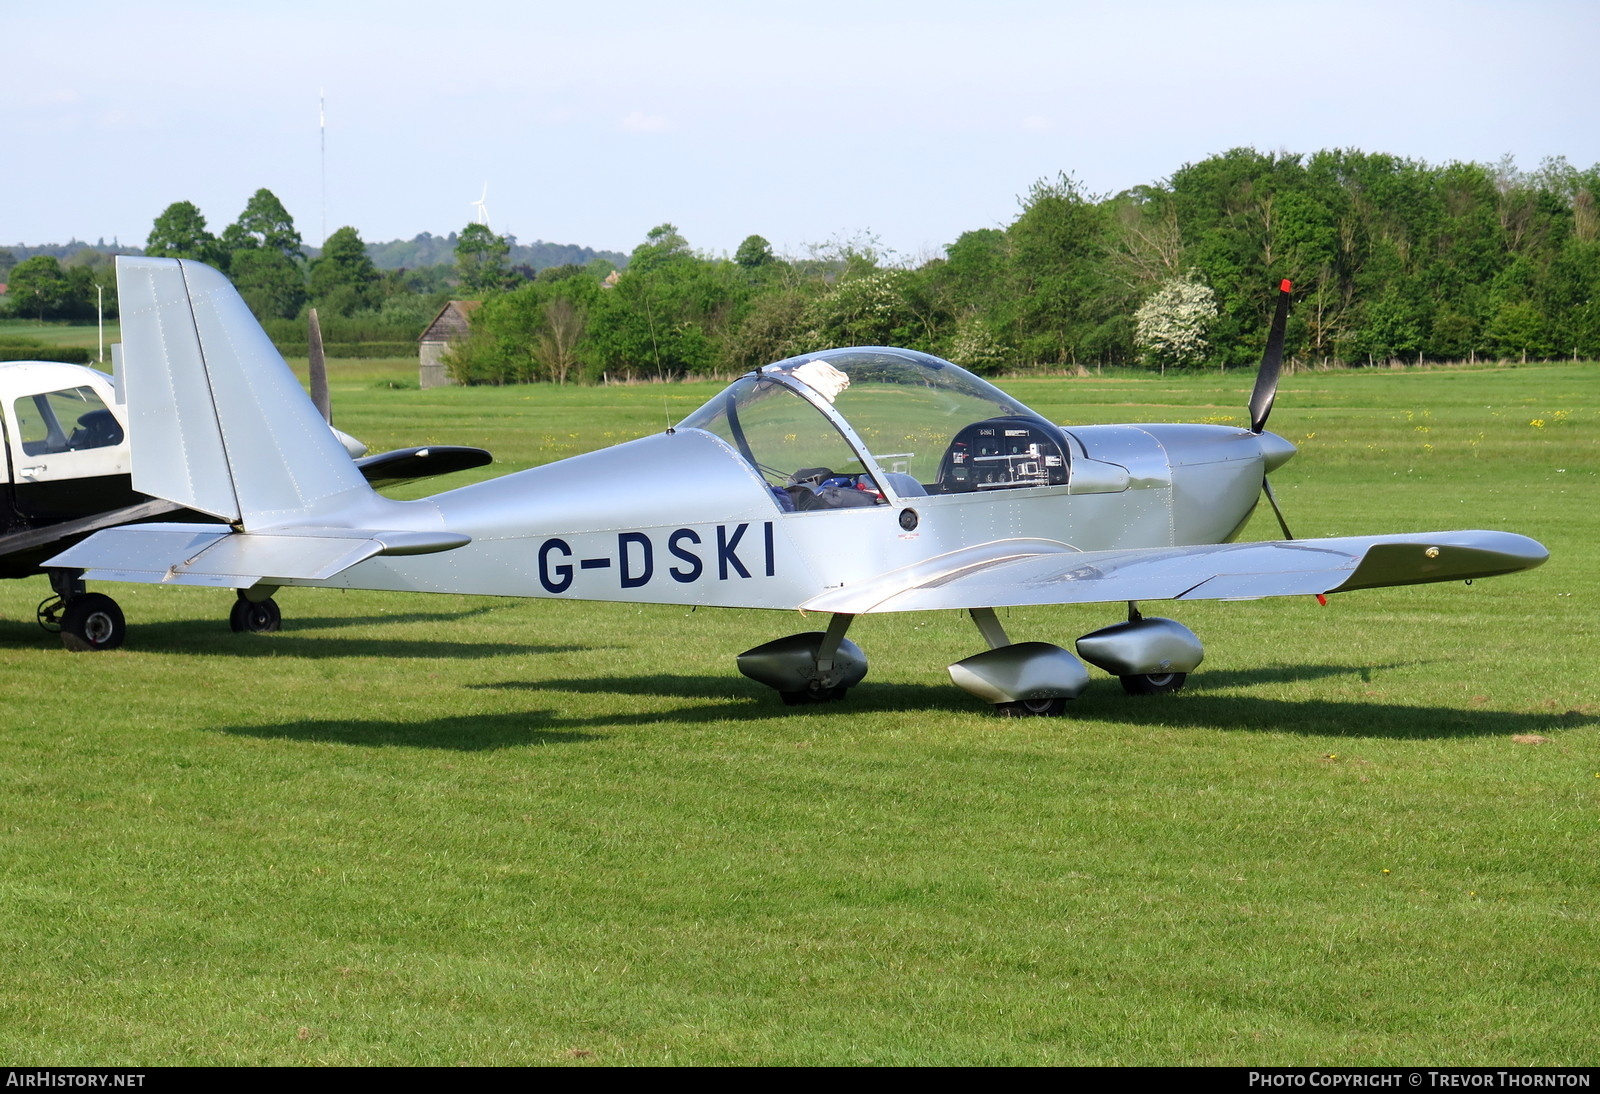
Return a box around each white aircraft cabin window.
[14,386,124,456]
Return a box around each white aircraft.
[49,257,1547,714]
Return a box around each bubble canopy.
[678,348,1051,496]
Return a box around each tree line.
[6,147,1596,379]
[0,194,622,343]
[451,149,1600,384]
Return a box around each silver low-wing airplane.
[49,257,1547,714]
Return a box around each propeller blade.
[1262,476,1295,541]
[1248,279,1293,434]
[308,307,331,424]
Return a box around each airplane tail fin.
[115,256,374,528]
[46,258,467,588]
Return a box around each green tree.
[222,188,305,261]
[309,226,380,315]
[587,228,745,379]
[735,234,775,270]
[447,275,604,384]
[229,248,307,320]
[1005,172,1114,366]
[1482,300,1549,360]
[627,223,693,275]
[145,201,224,266]
[213,189,308,320]
[6,256,71,320]
[1353,289,1425,362]
[455,223,511,293]
[725,286,813,371]
[797,268,924,350]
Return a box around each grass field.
[0,319,121,350]
[0,358,1594,1065]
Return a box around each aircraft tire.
[1119,672,1187,696]
[779,685,847,705]
[993,697,1068,717]
[59,594,126,653]
[230,597,283,634]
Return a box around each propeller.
[1248,278,1293,435]
[1248,279,1297,539]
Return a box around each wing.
[800,530,1548,614]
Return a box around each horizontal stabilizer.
[45,524,470,588]
[801,530,1548,614]
[357,445,494,490]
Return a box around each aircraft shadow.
[1187,662,1413,689]
[138,634,596,662]
[0,603,537,656]
[468,670,1595,740]
[249,605,510,631]
[219,713,600,752]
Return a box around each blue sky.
[5,0,1596,261]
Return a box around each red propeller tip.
[1280,279,1293,293]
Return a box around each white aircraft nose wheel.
[1119,672,1187,695]
[993,697,1068,717]
[230,597,283,634]
[59,593,126,652]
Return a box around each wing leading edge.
[800,530,1548,614]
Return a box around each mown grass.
[0,319,121,349]
[0,360,1594,1065]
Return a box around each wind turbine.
[470,183,490,229]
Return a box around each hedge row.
[271,342,417,359]
[0,346,93,364]
[0,342,412,365]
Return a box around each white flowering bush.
[798,270,915,349]
[1135,275,1218,370]
[946,314,1010,374]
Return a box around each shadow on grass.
[1188,662,1412,689]
[466,670,1596,739]
[0,603,546,657]
[250,605,510,631]
[133,633,597,661]
[219,713,601,751]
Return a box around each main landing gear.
[36,571,286,651]
[737,613,867,705]
[738,603,1203,716]
[38,568,126,652]
[948,604,1201,715]
[1077,604,1201,700]
[948,608,1089,717]
[230,588,283,633]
